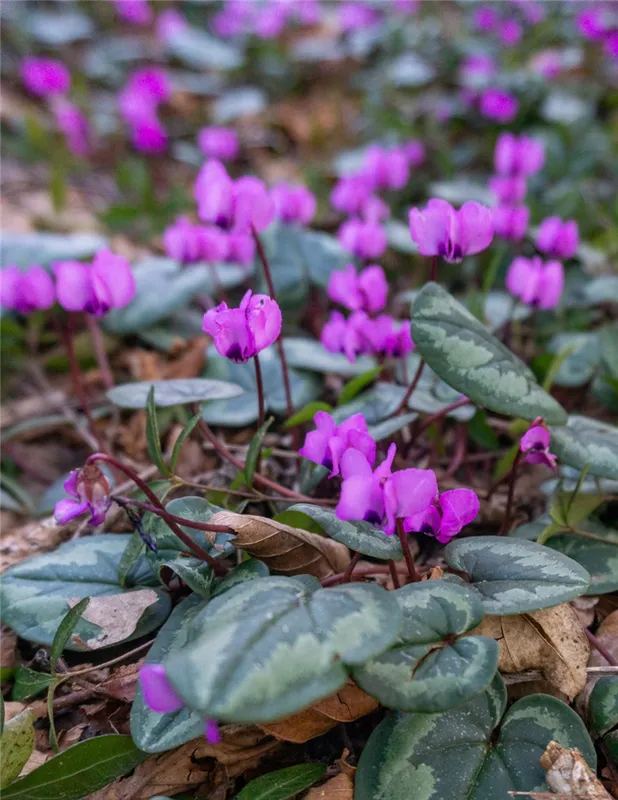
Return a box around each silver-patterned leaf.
[283,338,376,377]
[286,504,402,560]
[410,283,567,424]
[550,415,618,479]
[444,536,590,614]
[107,378,243,409]
[164,577,401,723]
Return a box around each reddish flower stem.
[412,398,473,441]
[85,313,114,390]
[253,353,265,429]
[394,357,425,415]
[87,453,225,572]
[114,496,234,534]
[396,518,421,582]
[585,629,618,667]
[499,449,522,536]
[388,559,401,589]
[342,551,361,583]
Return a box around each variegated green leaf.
[355,676,596,800]
[444,536,590,614]
[0,536,170,650]
[410,283,567,424]
[212,559,270,598]
[283,337,376,377]
[286,504,402,560]
[590,677,618,764]
[107,378,244,409]
[550,415,618,479]
[353,582,498,712]
[164,576,401,723]
[131,594,208,753]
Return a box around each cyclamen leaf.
[107,378,244,409]
[590,677,618,764]
[550,415,618,479]
[169,413,201,473]
[410,283,567,424]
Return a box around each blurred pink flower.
[113,0,153,25]
[494,133,545,176]
[489,176,527,205]
[328,263,388,314]
[506,256,564,309]
[197,126,239,161]
[271,183,317,225]
[54,250,135,316]
[409,199,494,262]
[52,99,90,156]
[338,218,387,260]
[1,265,55,314]
[21,57,70,97]
[536,217,579,260]
[479,89,519,123]
[493,205,529,242]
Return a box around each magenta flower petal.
[91,250,136,311]
[63,470,80,498]
[389,468,438,519]
[54,497,89,524]
[140,664,184,713]
[521,426,550,453]
[298,429,331,468]
[54,260,95,313]
[404,505,441,536]
[347,430,377,469]
[438,488,479,541]
[21,57,71,97]
[197,126,239,161]
[458,202,494,255]
[336,475,383,526]
[328,264,362,311]
[358,265,388,313]
[409,199,452,258]
[536,261,564,310]
[246,294,282,351]
[205,718,221,744]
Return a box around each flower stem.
[85,314,114,390]
[113,496,234,534]
[253,354,265,429]
[430,255,438,282]
[86,453,225,572]
[499,449,522,536]
[395,357,425,415]
[414,398,472,439]
[396,518,421,582]
[251,225,294,420]
[388,559,401,589]
[585,629,618,667]
[342,551,361,583]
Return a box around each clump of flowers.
[536,216,579,260]
[299,412,376,477]
[118,67,171,154]
[213,0,320,39]
[505,256,564,310]
[54,249,136,316]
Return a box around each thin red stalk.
[445,421,468,477]
[413,398,473,440]
[586,629,618,667]
[388,559,401,589]
[342,552,361,583]
[87,453,225,572]
[396,518,421,582]
[85,314,114,390]
[254,354,265,429]
[499,449,522,536]
[251,225,294,420]
[114,496,234,533]
[394,357,425,415]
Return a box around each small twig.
[429,255,438,282]
[394,357,425,415]
[586,629,618,667]
[114,496,234,534]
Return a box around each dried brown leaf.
[209,511,350,579]
[305,772,354,800]
[100,661,142,702]
[67,589,158,650]
[475,604,589,700]
[539,740,612,799]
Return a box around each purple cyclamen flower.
[338,2,381,32]
[299,412,376,477]
[506,256,564,310]
[156,8,188,42]
[126,68,171,104]
[494,133,545,177]
[361,145,409,192]
[499,19,523,47]
[163,217,229,264]
[1,265,55,314]
[536,217,579,260]
[489,176,527,205]
[336,444,438,535]
[328,264,388,314]
[226,231,255,265]
[404,488,479,544]
[203,290,282,363]
[338,218,387,260]
[195,161,274,233]
[459,54,496,86]
[21,58,70,97]
[54,250,135,316]
[330,174,374,217]
[493,205,529,242]
[409,199,494,263]
[54,465,112,526]
[473,6,498,31]
[253,1,290,38]
[212,0,253,38]
[366,315,414,359]
[479,89,519,123]
[605,31,618,60]
[130,119,167,154]
[197,126,240,161]
[113,0,153,25]
[271,183,317,226]
[361,195,390,223]
[520,426,557,470]
[577,7,606,39]
[321,310,368,363]
[52,99,90,157]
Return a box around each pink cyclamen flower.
[226,230,255,265]
[531,50,563,79]
[54,465,111,526]
[126,68,171,104]
[361,195,390,223]
[321,310,368,363]
[21,58,70,97]
[366,315,414,358]
[1,265,55,314]
[409,199,494,263]
[493,205,529,242]
[140,664,184,713]
[271,183,317,226]
[212,0,253,38]
[299,412,376,477]
[404,488,479,544]
[197,126,240,161]
[52,99,90,157]
[499,19,523,47]
[163,217,228,264]
[130,118,167,154]
[473,6,498,31]
[338,218,387,260]
[336,444,438,535]
[156,8,188,42]
[506,256,564,310]
[520,426,557,470]
[195,161,274,233]
[577,7,606,39]
[479,90,519,123]
[203,290,282,363]
[536,217,579,260]
[113,0,153,25]
[361,146,409,192]
[489,176,527,205]
[604,31,618,60]
[253,2,290,38]
[330,174,374,216]
[328,263,388,314]
[494,133,545,177]
[54,250,135,316]
[404,140,425,167]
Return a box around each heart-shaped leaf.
[163,576,401,723]
[444,536,590,614]
[212,559,270,598]
[0,535,170,650]
[107,378,243,409]
[201,347,323,426]
[283,338,376,377]
[355,675,596,800]
[353,582,498,712]
[550,415,618,479]
[547,333,600,387]
[286,504,402,560]
[410,283,567,424]
[131,594,208,753]
[542,525,618,595]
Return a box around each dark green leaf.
[169,413,201,473]
[590,677,618,762]
[245,417,274,488]
[117,534,146,588]
[550,416,618,479]
[0,710,34,789]
[236,763,327,800]
[2,735,148,799]
[145,387,170,476]
[212,559,270,598]
[338,367,382,406]
[543,523,618,595]
[11,667,54,702]
[468,411,500,450]
[50,598,90,672]
[107,378,244,409]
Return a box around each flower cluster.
[0,265,55,314]
[337,0,419,33]
[536,217,579,260]
[322,263,412,362]
[505,257,563,310]
[489,133,545,243]
[113,0,153,26]
[408,199,494,263]
[473,2,544,44]
[119,67,171,154]
[213,0,320,40]
[202,290,282,363]
[577,5,618,62]
[300,413,479,541]
[197,126,240,162]
[21,58,90,156]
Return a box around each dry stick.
[396,518,421,582]
[586,629,618,667]
[499,449,523,536]
[85,313,114,390]
[394,357,425,415]
[251,225,294,420]
[87,453,225,573]
[342,552,361,583]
